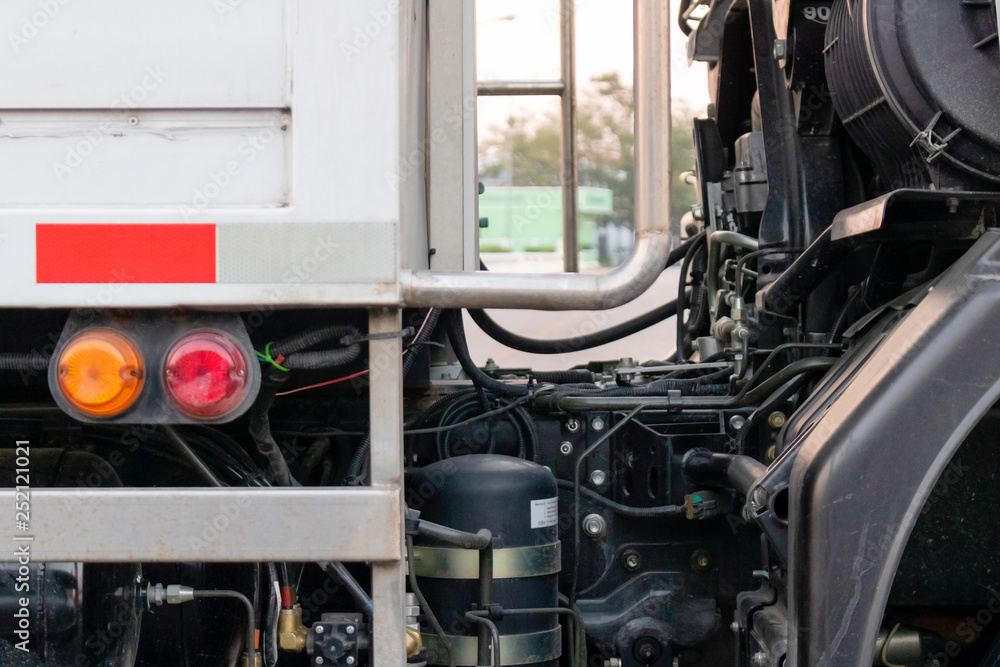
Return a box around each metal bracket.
[340,327,414,346]
[909,110,961,164]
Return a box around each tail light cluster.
[49,312,259,423]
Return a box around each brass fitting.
[241,651,262,667]
[406,627,423,659]
[278,605,309,652]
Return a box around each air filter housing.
[824,0,1000,189]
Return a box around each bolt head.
[729,415,747,432]
[731,621,740,632]
[345,625,355,635]
[559,441,574,456]
[772,38,786,60]
[691,549,712,571]
[590,469,607,487]
[566,418,580,433]
[346,657,356,665]
[583,513,607,538]
[315,658,324,665]
[592,417,606,432]
[768,411,787,429]
[752,651,768,667]
[623,552,641,571]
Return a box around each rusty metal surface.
[0,487,401,562]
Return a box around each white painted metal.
[0,0,289,109]
[0,110,290,207]
[0,0,406,308]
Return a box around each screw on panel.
[583,513,607,538]
[345,658,355,665]
[566,418,581,433]
[345,625,355,635]
[315,625,324,634]
[315,658,324,665]
[560,441,574,456]
[729,415,746,432]
[592,417,606,432]
[691,549,712,571]
[768,411,786,429]
[623,551,641,571]
[590,469,607,487]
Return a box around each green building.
[478,186,614,256]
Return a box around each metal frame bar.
[0,487,400,562]
[475,0,580,273]
[369,307,407,666]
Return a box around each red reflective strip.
[36,224,216,283]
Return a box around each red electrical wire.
[274,309,434,397]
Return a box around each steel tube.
[401,0,671,310]
[561,0,580,272]
[477,81,566,96]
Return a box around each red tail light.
[164,331,249,418]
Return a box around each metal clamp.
[412,542,561,579]
[910,110,961,164]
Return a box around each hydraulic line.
[406,535,454,667]
[161,425,224,487]
[191,589,257,659]
[320,561,374,617]
[555,479,684,518]
[734,373,814,453]
[467,233,704,355]
[249,367,294,486]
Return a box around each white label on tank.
[530,497,559,529]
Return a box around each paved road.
[463,257,681,371]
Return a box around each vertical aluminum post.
[368,307,407,666]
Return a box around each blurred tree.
[478,72,697,231]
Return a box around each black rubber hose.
[0,353,49,371]
[445,310,530,397]
[467,233,703,356]
[248,368,293,486]
[682,449,767,496]
[467,300,678,355]
[271,324,360,357]
[282,345,360,370]
[825,286,863,345]
[556,479,685,518]
[532,370,598,384]
[269,324,362,370]
[417,521,493,550]
[676,234,706,362]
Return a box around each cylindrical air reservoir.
[410,455,562,666]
